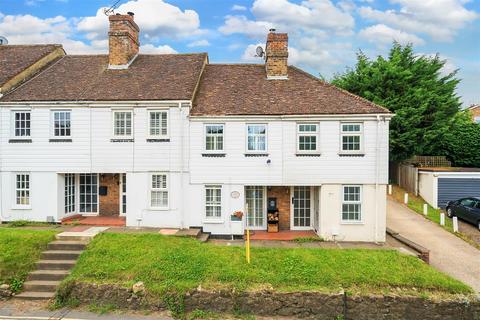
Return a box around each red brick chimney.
[265,29,288,80]
[108,12,139,69]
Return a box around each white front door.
[245,186,266,230]
[291,186,313,230]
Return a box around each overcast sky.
[1,0,479,106]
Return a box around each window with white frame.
[52,110,71,137]
[342,185,362,221]
[151,174,168,208]
[247,124,267,152]
[205,124,224,151]
[205,185,222,218]
[340,123,362,152]
[113,111,133,137]
[65,174,75,213]
[297,123,318,152]
[475,116,480,124]
[149,111,168,137]
[13,111,31,137]
[15,173,30,206]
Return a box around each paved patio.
[62,215,126,227]
[248,230,318,241]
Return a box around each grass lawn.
[0,227,59,289]
[390,185,480,250]
[65,233,472,297]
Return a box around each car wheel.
[446,208,454,218]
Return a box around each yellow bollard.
[246,229,251,264]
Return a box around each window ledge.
[149,207,169,211]
[244,153,269,157]
[338,152,365,157]
[49,138,72,143]
[147,138,170,143]
[12,206,32,210]
[202,153,226,157]
[9,138,32,143]
[340,221,364,225]
[111,138,134,143]
[203,219,224,224]
[296,153,321,157]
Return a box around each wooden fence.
[389,162,418,195]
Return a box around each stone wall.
[267,186,291,230]
[59,282,480,320]
[99,174,120,216]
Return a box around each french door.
[64,174,75,214]
[79,173,98,213]
[245,186,266,230]
[120,173,127,215]
[291,186,313,230]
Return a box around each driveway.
[387,198,480,293]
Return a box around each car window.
[475,201,480,209]
[460,198,475,207]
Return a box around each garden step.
[35,259,76,270]
[28,270,70,281]
[175,228,201,238]
[197,232,210,243]
[15,291,55,300]
[41,250,83,260]
[22,280,61,292]
[47,240,87,251]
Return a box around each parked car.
[446,197,480,230]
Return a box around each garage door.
[438,178,480,208]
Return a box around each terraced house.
[0,13,392,242]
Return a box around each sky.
[0,0,479,106]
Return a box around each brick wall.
[265,32,288,78]
[267,186,291,231]
[108,14,140,66]
[99,174,120,216]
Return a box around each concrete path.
[387,198,480,292]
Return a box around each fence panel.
[389,162,418,195]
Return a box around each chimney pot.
[265,30,288,79]
[127,11,134,17]
[108,13,140,69]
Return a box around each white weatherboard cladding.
[0,106,188,173]
[189,119,389,185]
[419,172,437,208]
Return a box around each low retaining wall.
[387,227,430,263]
[58,282,480,320]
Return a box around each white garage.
[419,168,480,209]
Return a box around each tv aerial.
[103,0,121,16]
[255,46,264,58]
[0,36,8,45]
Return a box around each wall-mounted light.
[266,159,271,165]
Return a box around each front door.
[291,186,313,230]
[245,186,266,230]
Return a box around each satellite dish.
[0,36,8,45]
[255,46,264,58]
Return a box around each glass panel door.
[245,186,266,229]
[292,186,312,229]
[121,173,127,214]
[64,174,75,214]
[79,173,98,213]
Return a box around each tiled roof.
[0,44,62,87]
[2,53,207,101]
[191,64,390,115]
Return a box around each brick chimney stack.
[108,12,139,69]
[265,29,288,80]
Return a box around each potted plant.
[231,211,243,221]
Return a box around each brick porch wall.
[267,186,291,231]
[99,174,120,216]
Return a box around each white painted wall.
[189,118,389,185]
[418,172,437,208]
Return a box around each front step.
[47,240,87,251]
[36,260,76,270]
[41,250,83,260]
[28,270,70,281]
[23,280,61,292]
[15,291,55,300]
[197,232,210,243]
[175,228,201,238]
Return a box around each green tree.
[332,43,462,162]
[442,111,480,167]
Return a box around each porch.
[245,186,319,232]
[62,173,127,218]
[62,215,126,227]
